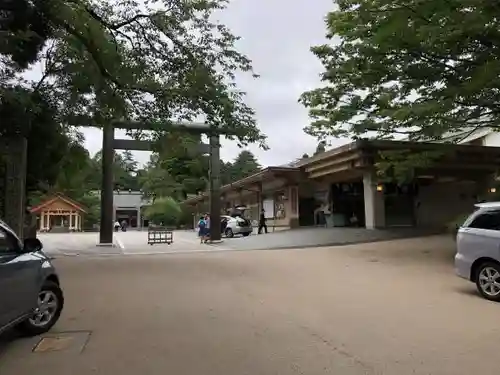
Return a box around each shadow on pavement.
[0,330,21,357]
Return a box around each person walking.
[114,220,120,232]
[197,216,206,244]
[203,214,211,243]
[258,209,268,234]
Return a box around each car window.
[468,210,500,230]
[0,227,19,254]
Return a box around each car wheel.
[225,228,234,238]
[475,262,500,302]
[18,281,64,336]
[242,232,251,237]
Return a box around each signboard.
[263,199,275,219]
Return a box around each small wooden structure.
[147,226,173,245]
[30,194,86,232]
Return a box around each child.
[203,214,210,243]
[197,216,206,244]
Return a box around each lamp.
[376,184,384,192]
[489,187,497,193]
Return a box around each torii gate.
[1,121,226,244]
[97,121,225,245]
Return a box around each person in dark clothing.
[258,209,268,234]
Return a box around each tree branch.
[33,41,58,92]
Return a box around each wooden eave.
[182,166,301,205]
[301,139,500,179]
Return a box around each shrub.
[144,197,182,227]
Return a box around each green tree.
[300,0,500,142]
[139,133,210,200]
[79,193,101,229]
[122,150,137,175]
[3,0,270,226]
[223,150,261,183]
[3,0,266,146]
[3,0,268,218]
[1,86,78,207]
[0,0,54,68]
[91,150,140,191]
[220,160,234,185]
[50,142,94,194]
[144,196,182,227]
[139,161,176,199]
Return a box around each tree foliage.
[144,196,182,227]
[92,150,142,191]
[300,0,500,142]
[2,0,265,219]
[0,85,78,198]
[220,150,261,185]
[0,0,54,68]
[139,133,209,200]
[2,0,265,146]
[139,146,261,202]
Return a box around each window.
[0,228,18,254]
[468,210,500,230]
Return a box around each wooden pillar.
[99,123,115,245]
[2,136,28,238]
[257,182,263,212]
[208,134,221,241]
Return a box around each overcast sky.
[83,0,346,167]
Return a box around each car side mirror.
[23,238,43,253]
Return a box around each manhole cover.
[34,337,74,352]
[32,331,91,354]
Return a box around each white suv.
[455,202,500,302]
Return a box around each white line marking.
[114,236,125,250]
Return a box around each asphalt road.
[1,236,498,375]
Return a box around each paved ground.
[216,226,436,251]
[1,235,499,375]
[38,227,435,257]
